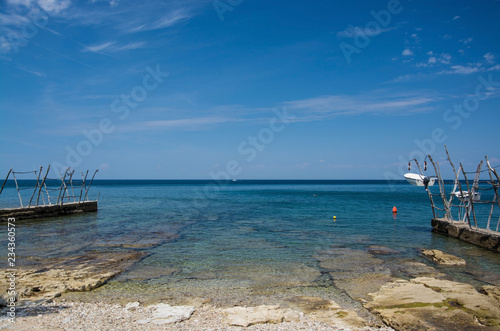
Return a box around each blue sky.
[1,0,499,179]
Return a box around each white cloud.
[428,57,437,64]
[460,37,473,45]
[402,48,413,56]
[439,53,451,64]
[453,15,461,20]
[37,0,71,13]
[483,52,495,64]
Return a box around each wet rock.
[0,251,147,302]
[286,296,340,313]
[222,305,301,327]
[397,261,445,278]
[421,249,466,266]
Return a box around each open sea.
[2,180,500,307]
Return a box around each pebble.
[4,300,393,331]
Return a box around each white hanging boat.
[452,191,481,202]
[404,173,435,187]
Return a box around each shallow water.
[3,180,500,305]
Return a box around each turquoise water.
[3,180,500,305]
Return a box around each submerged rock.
[314,247,393,301]
[421,249,466,266]
[367,245,400,255]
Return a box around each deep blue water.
[2,180,500,303]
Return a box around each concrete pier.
[0,201,97,222]
[432,218,500,253]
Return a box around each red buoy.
[392,206,398,213]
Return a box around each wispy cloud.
[82,42,115,53]
[394,52,497,82]
[283,90,438,121]
[119,116,234,132]
[440,64,482,75]
[336,25,397,38]
[82,41,147,53]
[126,8,193,33]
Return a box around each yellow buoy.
[333,216,336,220]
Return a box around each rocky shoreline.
[1,247,499,330]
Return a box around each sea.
[2,180,500,306]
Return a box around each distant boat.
[404,173,435,187]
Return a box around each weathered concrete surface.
[422,249,467,266]
[0,201,98,221]
[432,218,500,253]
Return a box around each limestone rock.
[222,305,301,327]
[412,277,500,325]
[124,301,140,310]
[149,303,195,325]
[365,277,500,329]
[286,296,370,329]
[482,285,500,304]
[366,279,446,309]
[421,249,466,266]
[0,251,147,302]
